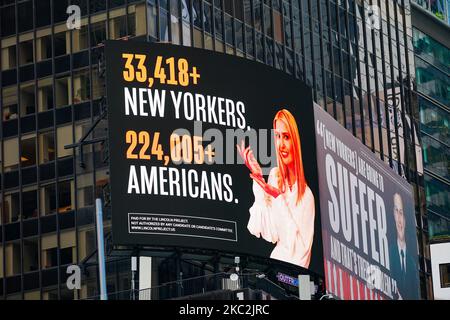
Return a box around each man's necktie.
[400,249,406,275]
[400,250,405,272]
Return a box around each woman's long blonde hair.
[273,109,307,204]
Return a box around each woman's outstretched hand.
[237,140,281,199]
[236,140,262,178]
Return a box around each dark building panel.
[23,219,39,238]
[24,272,40,291]
[40,215,57,234]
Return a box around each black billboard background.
[314,105,420,299]
[105,41,323,275]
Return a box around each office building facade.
[0,0,432,299]
[411,2,450,299]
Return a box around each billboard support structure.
[176,251,183,297]
[131,255,138,300]
[298,275,311,300]
[95,198,108,300]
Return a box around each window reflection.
[413,28,450,75]
[425,175,450,217]
[419,97,450,144]
[422,135,450,181]
[415,58,450,107]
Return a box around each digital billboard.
[314,105,420,300]
[105,40,323,274]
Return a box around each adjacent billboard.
[314,105,420,300]
[105,41,323,274]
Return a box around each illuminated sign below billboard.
[276,273,299,287]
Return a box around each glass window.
[92,69,105,100]
[23,238,39,272]
[204,1,213,35]
[263,4,272,36]
[4,138,19,172]
[415,58,450,107]
[37,35,53,61]
[39,183,55,216]
[129,11,139,37]
[58,180,74,213]
[273,9,283,43]
[20,82,36,116]
[235,20,244,52]
[73,69,91,104]
[181,3,192,46]
[41,233,57,268]
[22,188,38,220]
[21,134,37,168]
[60,231,76,265]
[4,191,20,223]
[39,131,55,164]
[54,32,68,57]
[254,0,262,31]
[422,135,450,181]
[147,2,158,39]
[1,45,16,70]
[5,241,21,276]
[75,121,93,168]
[78,227,96,264]
[234,0,244,20]
[77,173,94,209]
[18,0,33,32]
[55,76,71,107]
[419,97,450,144]
[72,0,89,16]
[160,7,170,42]
[109,0,126,8]
[36,0,51,27]
[428,211,450,240]
[38,78,54,112]
[425,175,450,217]
[72,24,89,53]
[95,169,109,198]
[90,0,106,13]
[110,15,128,40]
[53,0,69,23]
[57,125,73,158]
[192,0,201,29]
[413,28,450,75]
[1,5,15,37]
[2,86,18,121]
[90,21,107,47]
[440,263,450,288]
[19,40,34,66]
[60,247,75,265]
[170,0,181,44]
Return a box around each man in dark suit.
[390,193,419,300]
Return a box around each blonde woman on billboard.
[237,109,315,268]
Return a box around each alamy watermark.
[172,121,277,175]
[66,5,81,30]
[66,265,81,290]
